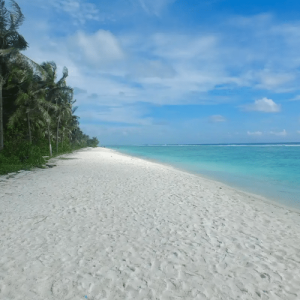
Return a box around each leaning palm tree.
[40,62,72,156]
[50,68,74,154]
[0,0,28,151]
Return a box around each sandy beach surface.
[0,147,300,300]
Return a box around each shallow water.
[108,144,300,209]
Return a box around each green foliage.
[0,127,43,174]
[0,1,100,175]
[87,136,99,147]
[0,126,92,175]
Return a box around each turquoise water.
[108,144,300,210]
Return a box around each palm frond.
[8,107,24,126]
[9,0,25,30]
[0,0,9,29]
[72,106,78,114]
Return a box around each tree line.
[0,0,99,174]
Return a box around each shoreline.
[107,147,300,215]
[1,147,300,299]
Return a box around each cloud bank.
[243,98,281,113]
[18,0,300,144]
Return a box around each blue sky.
[17,0,300,144]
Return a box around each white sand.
[0,147,300,300]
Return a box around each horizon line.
[102,142,300,146]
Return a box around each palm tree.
[54,89,73,153]
[0,0,28,151]
[60,105,79,148]
[7,66,55,144]
[40,62,73,156]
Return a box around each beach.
[0,147,300,300]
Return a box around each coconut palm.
[39,62,73,156]
[7,67,55,144]
[60,105,79,147]
[0,0,28,151]
[54,89,73,153]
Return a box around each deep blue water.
[107,144,300,210]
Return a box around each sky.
[15,0,300,144]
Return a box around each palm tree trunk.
[56,117,60,154]
[27,112,32,144]
[47,123,52,156]
[0,77,3,151]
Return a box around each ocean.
[108,144,300,210]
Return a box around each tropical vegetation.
[0,0,99,175]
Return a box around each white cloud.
[43,0,100,24]
[256,72,295,91]
[209,115,226,122]
[21,12,300,109]
[17,5,300,144]
[270,129,287,136]
[247,131,263,136]
[297,131,300,134]
[243,97,281,113]
[79,105,152,125]
[17,0,101,25]
[70,30,125,66]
